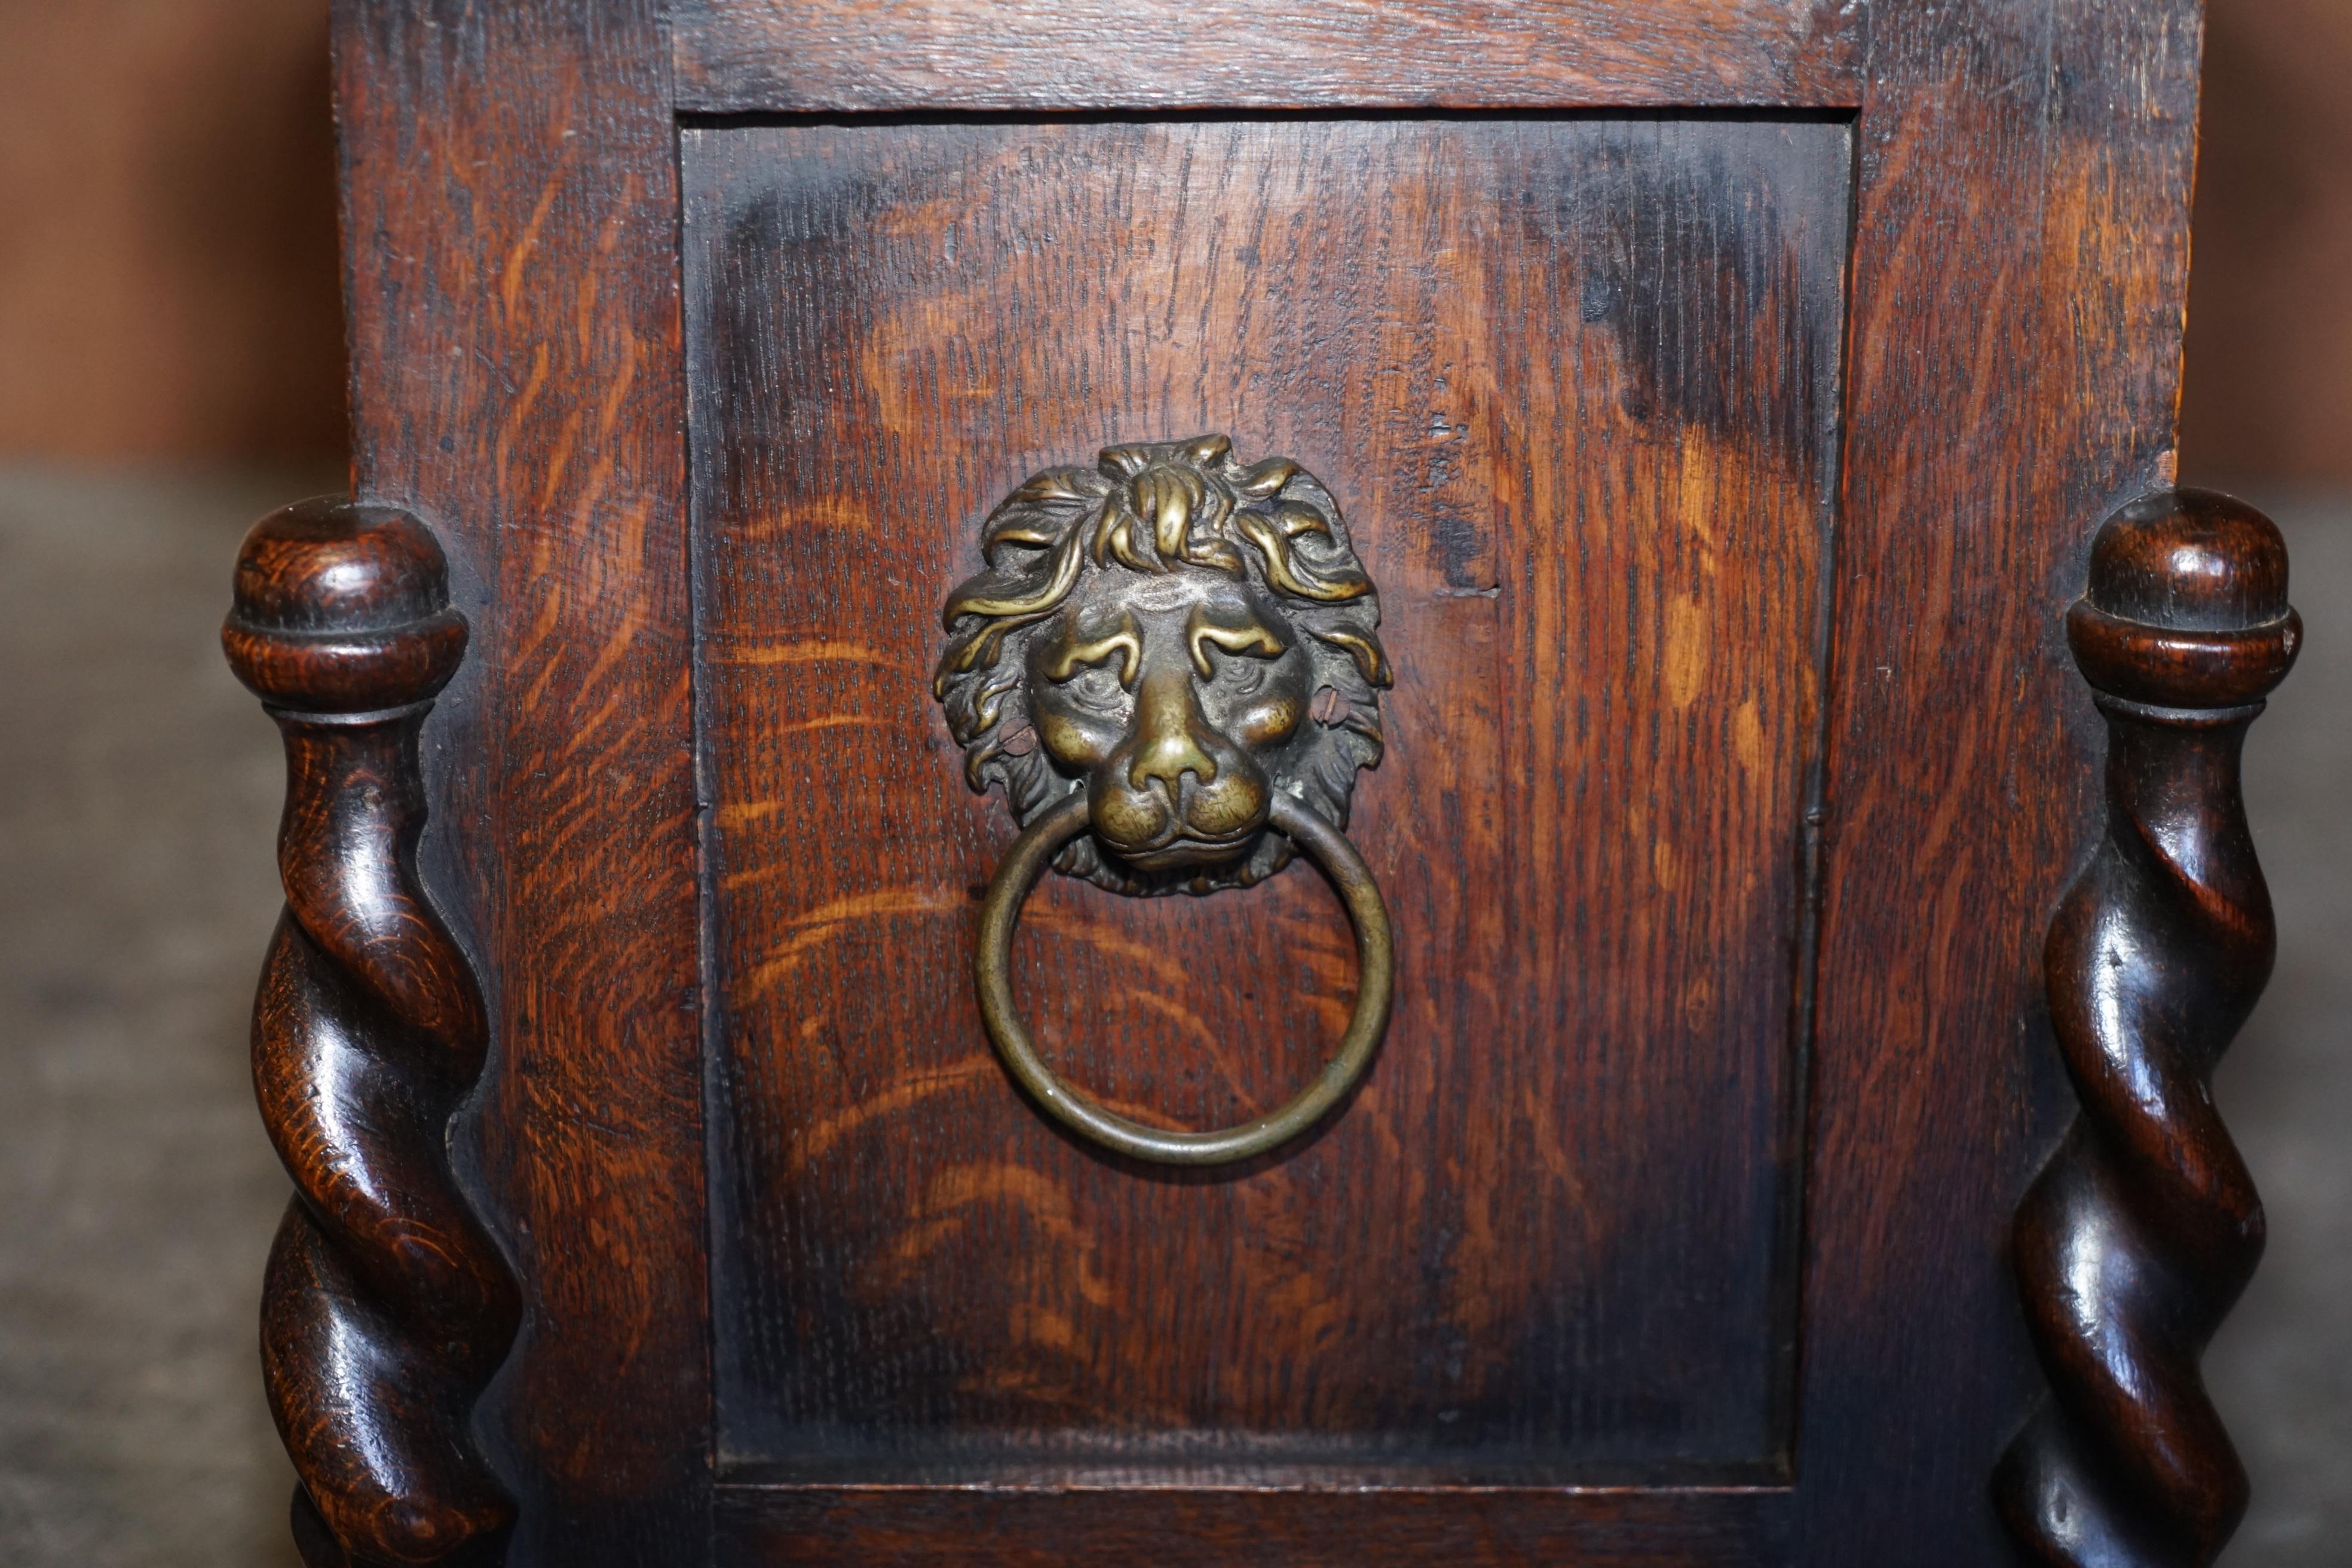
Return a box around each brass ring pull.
[975,792,1395,1165]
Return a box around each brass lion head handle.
[935,434,1395,1164]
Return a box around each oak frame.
[302,1,2222,1562]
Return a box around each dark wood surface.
[1789,4,2207,1561]
[671,0,1863,115]
[685,114,1848,1486]
[330,1,710,1561]
[1997,490,2300,1567]
[715,1486,1792,1566]
[288,0,2241,1562]
[226,498,517,1567]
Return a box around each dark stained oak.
[684,115,1848,1484]
[1788,2,2216,1562]
[225,498,517,1567]
[257,0,2268,1562]
[330,1,710,1560]
[1995,491,2301,1568]
[715,1486,1792,1565]
[672,0,1863,114]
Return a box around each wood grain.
[715,1484,1791,1566]
[226,498,517,1567]
[672,0,1863,115]
[331,0,709,1560]
[304,0,2231,1559]
[1793,1,2209,1563]
[1996,489,2299,1567]
[685,115,1848,1484]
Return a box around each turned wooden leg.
[1995,489,2302,1567]
[223,499,518,1567]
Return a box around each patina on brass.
[977,792,1394,1165]
[936,433,1390,894]
[936,433,1396,1163]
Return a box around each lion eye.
[1217,654,1267,695]
[1060,664,1130,711]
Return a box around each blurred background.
[0,2,2344,1563]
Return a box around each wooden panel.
[331,0,710,1560]
[302,0,2225,1560]
[1790,0,2207,1563]
[684,116,1849,1485]
[672,0,1861,114]
[714,1485,1791,1566]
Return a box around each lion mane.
[934,434,1391,892]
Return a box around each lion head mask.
[935,434,1392,895]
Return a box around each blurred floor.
[2206,485,2352,1564]
[0,469,318,1567]
[0,468,2342,1565]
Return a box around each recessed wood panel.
[684,115,1848,1483]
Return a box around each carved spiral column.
[1996,489,2301,1566]
[224,499,518,1567]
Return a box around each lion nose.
[1128,663,1218,792]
